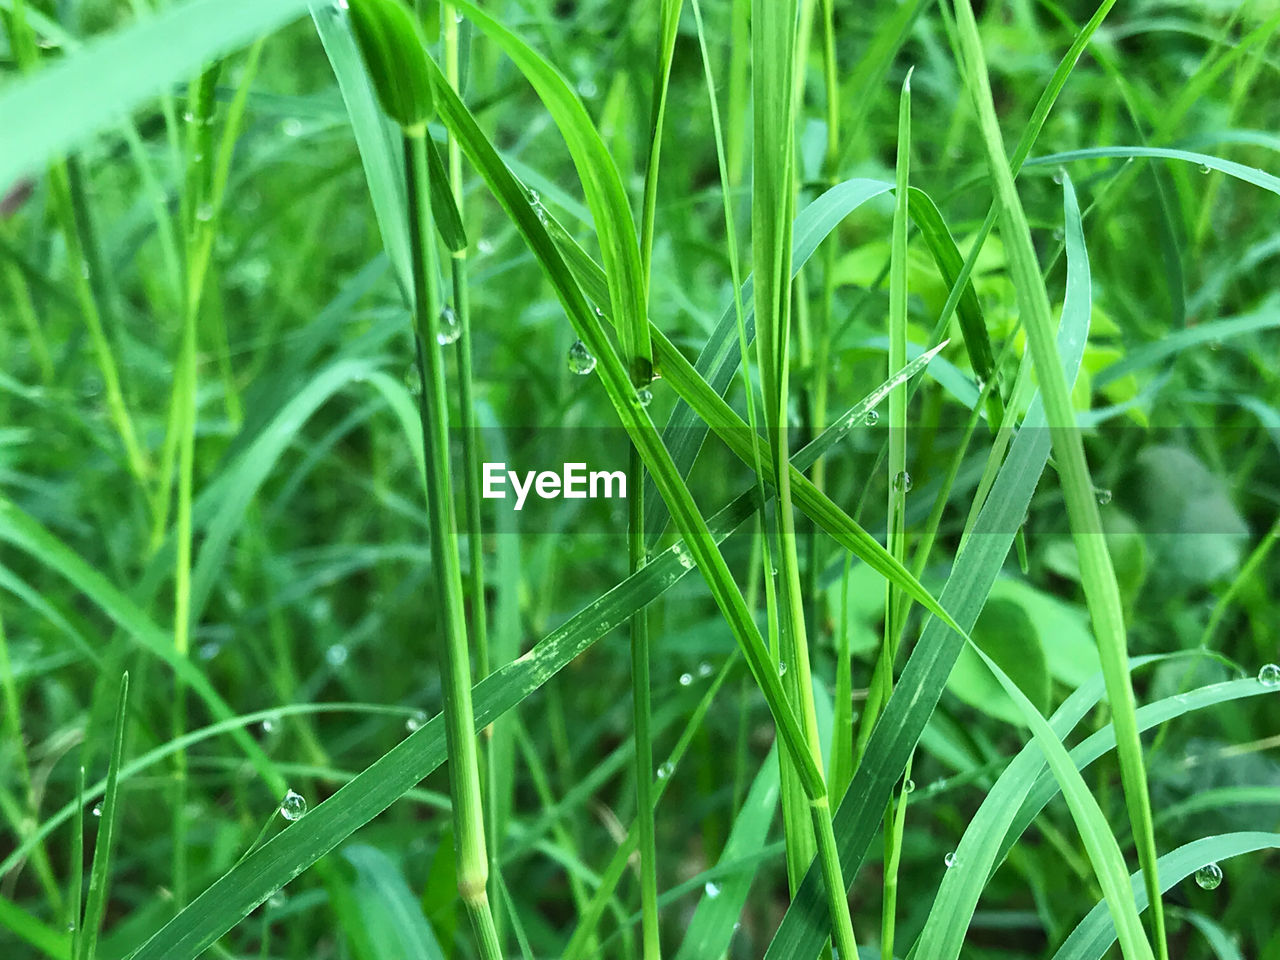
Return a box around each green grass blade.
[447,0,650,383]
[76,672,128,960]
[1051,834,1280,960]
[1025,145,1280,195]
[763,200,1093,958]
[952,2,1168,954]
[962,646,1154,960]
[0,0,312,188]
[121,338,923,960]
[311,2,412,296]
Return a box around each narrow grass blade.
[76,672,128,960]
[0,0,313,188]
[952,2,1168,953]
[763,196,1092,959]
[962,646,1154,960]
[123,349,925,960]
[1051,834,1280,960]
[446,0,650,382]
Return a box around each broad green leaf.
[947,597,1050,725]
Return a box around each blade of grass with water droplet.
[76,672,128,960]
[122,347,933,960]
[1051,833,1280,960]
[952,1,1168,953]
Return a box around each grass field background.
[2,0,1280,958]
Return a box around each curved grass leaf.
[1051,833,1280,960]
[953,2,1168,953]
[0,0,312,188]
[447,0,650,382]
[962,643,1154,960]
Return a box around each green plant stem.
[404,129,502,960]
[628,445,660,960]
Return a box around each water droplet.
[698,661,713,678]
[637,388,653,408]
[1199,163,1211,174]
[1194,862,1223,890]
[476,237,494,255]
[198,641,221,661]
[577,78,598,98]
[864,409,880,426]
[268,891,288,909]
[673,543,694,570]
[656,761,675,780]
[904,779,915,794]
[679,672,693,686]
[281,117,303,138]
[593,304,605,318]
[261,716,277,735]
[195,202,214,223]
[1096,488,1112,506]
[182,110,196,124]
[1052,168,1065,185]
[91,803,102,818]
[66,921,76,932]
[405,709,428,733]
[893,471,912,493]
[944,852,957,868]
[1258,663,1280,687]
[453,9,463,22]
[777,661,788,677]
[567,339,597,375]
[1052,226,1065,242]
[437,306,460,345]
[404,364,422,396]
[325,644,349,667]
[279,789,307,821]
[704,881,722,898]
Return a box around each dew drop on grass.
[1194,862,1223,890]
[893,471,912,493]
[674,543,694,570]
[91,803,102,818]
[406,709,428,733]
[268,891,288,909]
[261,716,277,735]
[437,307,460,345]
[567,339,597,375]
[279,789,307,821]
[1052,226,1065,242]
[904,779,916,794]
[1052,168,1065,185]
[195,202,214,223]
[1096,488,1113,506]
[777,661,788,677]
[864,409,879,426]
[477,237,494,255]
[1258,663,1280,687]
[698,661,713,678]
[679,673,693,686]
[577,78,598,98]
[1199,163,1212,174]
[638,388,653,408]
[656,761,675,780]
[325,644,349,667]
[704,881,722,899]
[944,852,957,869]
[281,117,303,138]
